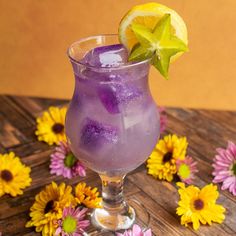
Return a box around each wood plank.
[1,96,236,235]
[0,96,35,129]
[0,96,36,146]
[128,170,234,236]
[10,96,68,118]
[0,178,140,234]
[128,171,198,235]
[0,113,21,148]
[0,212,34,235]
[134,192,198,236]
[166,110,235,165]
[196,109,236,133]
[166,108,236,146]
[6,141,52,158]
[165,110,236,203]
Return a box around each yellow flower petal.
[35,106,67,145]
[192,214,200,230]
[75,182,102,208]
[26,182,75,235]
[176,183,225,230]
[0,152,31,197]
[199,183,218,203]
[147,134,188,181]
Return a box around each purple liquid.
[66,44,160,175]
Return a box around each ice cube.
[80,118,118,149]
[82,44,128,68]
[123,113,144,129]
[98,83,142,114]
[98,85,120,114]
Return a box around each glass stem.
[92,174,135,230]
[99,174,127,211]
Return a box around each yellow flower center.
[62,216,77,233]
[52,123,64,134]
[64,153,76,168]
[193,198,204,210]
[1,169,13,182]
[44,200,55,214]
[163,152,173,163]
[178,164,190,179]
[232,163,236,176]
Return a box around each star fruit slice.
[118,2,188,79]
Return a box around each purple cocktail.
[66,35,160,231]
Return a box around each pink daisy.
[116,224,152,236]
[50,141,86,179]
[176,156,198,184]
[212,141,236,196]
[55,206,90,236]
[158,106,167,134]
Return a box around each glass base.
[86,199,150,235]
[91,204,135,231]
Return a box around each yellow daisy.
[0,152,31,197]
[35,106,67,145]
[26,182,75,235]
[176,182,225,230]
[147,134,188,181]
[75,182,102,208]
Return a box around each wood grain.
[0,95,236,236]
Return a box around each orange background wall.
[0,0,236,110]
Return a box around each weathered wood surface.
[0,95,236,236]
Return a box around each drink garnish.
[119,2,188,79]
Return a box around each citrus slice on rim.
[118,2,188,62]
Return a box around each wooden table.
[0,95,236,236]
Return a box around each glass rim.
[67,34,151,71]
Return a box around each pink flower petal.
[50,141,87,179]
[132,224,142,234]
[144,229,152,236]
[116,225,152,236]
[55,227,62,236]
[229,178,236,193]
[213,176,227,183]
[212,141,236,196]
[56,206,90,235]
[222,176,236,190]
[158,106,167,133]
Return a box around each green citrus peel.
[128,14,188,79]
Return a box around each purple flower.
[55,206,90,236]
[50,141,86,179]
[116,224,152,236]
[176,156,198,184]
[158,106,167,133]
[212,141,236,196]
